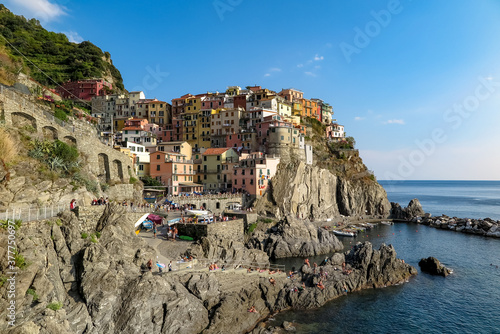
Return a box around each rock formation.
[0,204,417,334]
[255,161,391,221]
[247,215,343,259]
[418,257,452,277]
[390,198,425,220]
[412,215,500,238]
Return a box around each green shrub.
[247,223,258,234]
[26,288,39,302]
[100,183,109,192]
[90,234,98,243]
[47,301,62,311]
[54,108,68,121]
[14,250,27,269]
[81,232,88,239]
[95,231,101,238]
[262,218,273,224]
[0,276,6,288]
[129,177,138,184]
[0,219,22,231]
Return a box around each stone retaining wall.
[175,219,244,242]
[0,85,137,184]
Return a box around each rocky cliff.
[255,161,391,221]
[247,215,343,259]
[0,204,416,334]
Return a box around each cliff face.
[256,161,391,221]
[0,204,416,334]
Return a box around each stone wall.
[168,196,244,215]
[0,84,137,184]
[175,219,244,242]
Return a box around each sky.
[4,0,500,180]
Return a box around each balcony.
[173,170,196,175]
[202,169,222,174]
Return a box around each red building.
[56,79,112,100]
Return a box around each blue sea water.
[270,181,500,334]
[378,180,500,220]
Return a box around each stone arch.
[98,153,110,183]
[113,159,124,182]
[11,112,37,130]
[202,203,207,210]
[216,202,220,209]
[63,135,77,146]
[42,126,58,140]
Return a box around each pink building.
[57,79,112,100]
[232,152,280,196]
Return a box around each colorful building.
[232,152,280,196]
[57,79,112,100]
[326,123,345,141]
[150,151,201,195]
[201,148,239,192]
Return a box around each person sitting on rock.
[317,280,325,290]
[269,277,276,286]
[147,259,153,272]
[247,306,258,313]
[304,259,310,267]
[209,263,214,271]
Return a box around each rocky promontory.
[255,161,391,221]
[392,199,500,238]
[247,215,343,259]
[0,204,416,334]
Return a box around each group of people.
[208,263,220,271]
[91,197,108,205]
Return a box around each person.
[153,224,157,239]
[168,261,172,272]
[70,199,79,218]
[317,280,325,290]
[157,261,163,273]
[269,277,276,286]
[304,259,310,267]
[147,259,153,272]
[247,306,258,313]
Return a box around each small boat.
[187,209,209,216]
[381,221,394,225]
[332,230,356,237]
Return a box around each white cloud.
[314,54,324,61]
[354,116,365,121]
[4,0,67,22]
[304,71,316,77]
[314,65,321,69]
[385,119,405,125]
[264,73,271,77]
[63,31,83,43]
[297,64,304,68]
[485,75,494,81]
[269,67,281,72]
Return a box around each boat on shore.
[332,230,356,237]
[381,221,394,225]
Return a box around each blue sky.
[4,0,500,180]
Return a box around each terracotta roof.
[202,148,231,155]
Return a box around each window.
[157,155,160,159]
[139,165,144,171]
[250,169,254,175]
[281,135,284,140]
[242,179,246,185]
[204,156,207,161]
[250,179,254,185]
[242,170,245,175]
[234,179,237,185]
[156,165,160,171]
[204,174,207,180]
[217,156,220,161]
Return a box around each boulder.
[418,257,452,277]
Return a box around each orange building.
[150,151,202,195]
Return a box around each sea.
[270,180,500,334]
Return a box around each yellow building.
[148,100,171,126]
[201,148,239,192]
[292,102,303,117]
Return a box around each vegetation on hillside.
[0,4,124,90]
